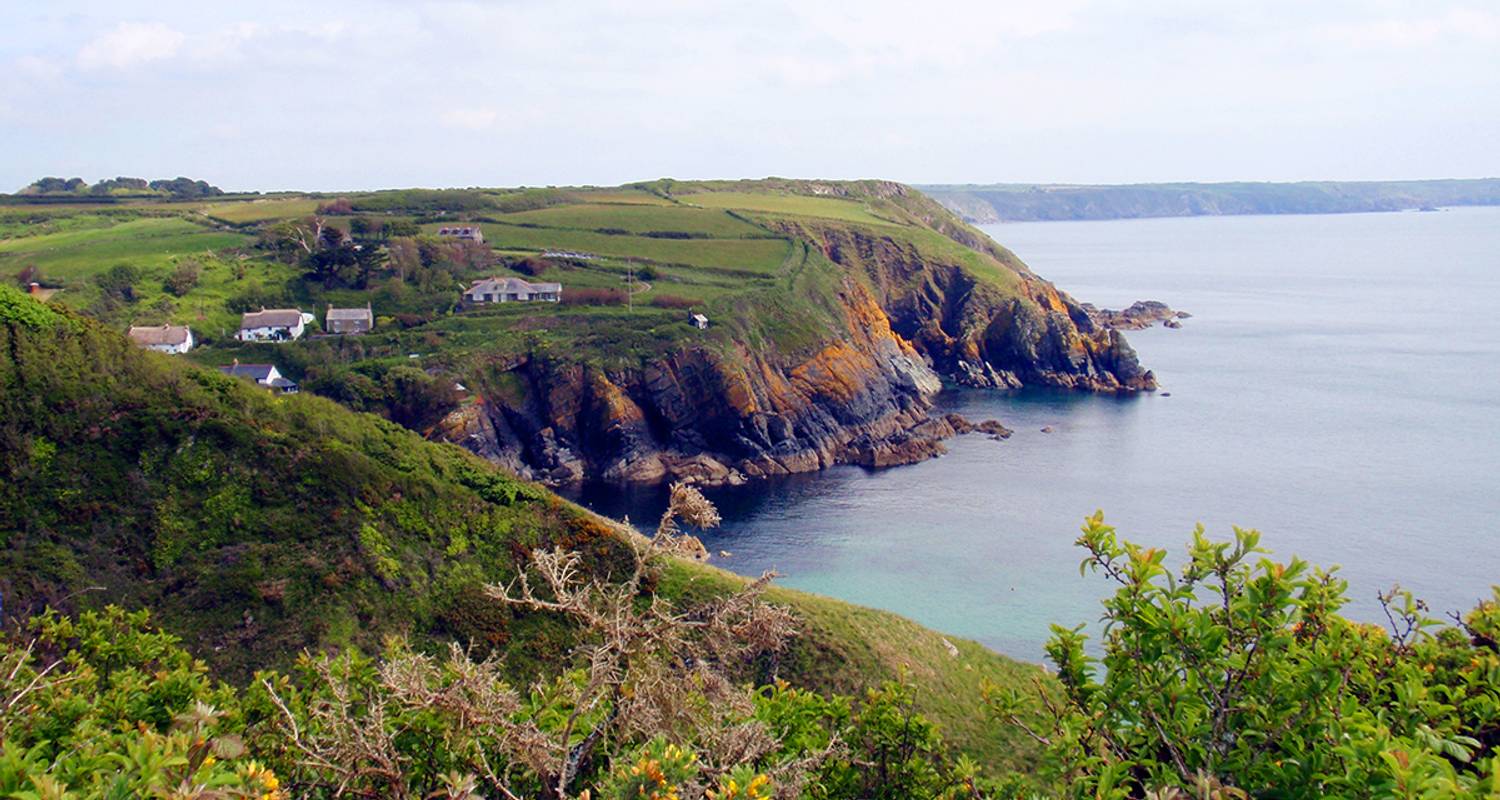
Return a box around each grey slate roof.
[219,363,278,381]
[467,277,563,294]
[327,306,373,322]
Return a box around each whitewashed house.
[237,308,307,342]
[689,313,709,330]
[218,362,299,394]
[463,277,562,304]
[127,324,194,354]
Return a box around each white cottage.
[237,308,307,342]
[463,277,562,304]
[127,324,194,354]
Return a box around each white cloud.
[1321,7,1500,48]
[77,21,185,70]
[440,108,499,131]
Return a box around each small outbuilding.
[127,324,194,354]
[237,308,306,342]
[219,362,299,394]
[690,313,709,330]
[326,304,374,335]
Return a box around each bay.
[564,206,1500,663]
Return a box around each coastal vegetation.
[4,182,1496,796]
[1,178,1151,488]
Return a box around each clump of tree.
[987,513,1500,798]
[302,363,461,431]
[258,216,387,289]
[16,175,224,198]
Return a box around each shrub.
[987,513,1500,798]
[650,294,697,309]
[225,284,292,313]
[562,287,626,306]
[163,260,201,296]
[95,264,141,302]
[315,197,353,215]
[511,255,552,277]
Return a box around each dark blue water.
[564,207,1500,663]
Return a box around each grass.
[428,222,792,274]
[202,197,322,224]
[659,560,1048,775]
[678,191,898,226]
[566,189,676,206]
[495,203,769,238]
[0,217,250,280]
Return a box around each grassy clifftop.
[0,285,1043,768]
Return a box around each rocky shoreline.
[437,206,1156,488]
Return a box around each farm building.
[127,324,194,354]
[237,308,308,342]
[464,277,562,304]
[219,362,299,394]
[437,225,484,243]
[326,304,374,334]
[690,313,709,330]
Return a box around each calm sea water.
[563,207,1500,663]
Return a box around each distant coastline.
[918,178,1500,223]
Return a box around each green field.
[678,190,899,226]
[495,202,769,238]
[429,221,792,273]
[202,197,322,224]
[0,217,250,278]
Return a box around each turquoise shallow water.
[563,206,1500,663]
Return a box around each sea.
[562,206,1500,664]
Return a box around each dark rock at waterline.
[1082,300,1190,330]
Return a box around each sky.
[2,0,1497,192]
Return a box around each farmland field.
[678,191,897,226]
[426,222,791,273]
[203,197,322,224]
[494,203,769,238]
[0,217,250,278]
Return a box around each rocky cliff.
[441,280,949,486]
[437,183,1154,486]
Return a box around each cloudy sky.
[2,1,1497,192]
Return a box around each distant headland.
[919,178,1500,223]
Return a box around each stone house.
[326,304,374,335]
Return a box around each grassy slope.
[0,285,1043,769]
[0,179,1042,372]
